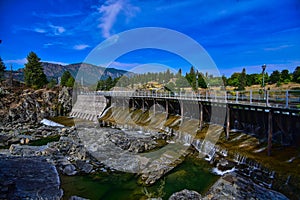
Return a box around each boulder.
[75,160,93,174]
[63,164,77,176]
[169,189,202,200]
[0,155,62,199]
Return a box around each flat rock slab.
[0,155,62,199]
[204,172,288,200]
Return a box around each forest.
[96,66,300,91]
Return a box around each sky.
[0,0,300,77]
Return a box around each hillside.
[6,62,134,84]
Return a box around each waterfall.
[192,139,216,162]
[269,171,275,179]
[234,153,247,164]
[285,175,291,185]
[183,134,192,146]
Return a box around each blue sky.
[0,0,300,76]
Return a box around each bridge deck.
[88,90,300,111]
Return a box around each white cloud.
[42,60,69,65]
[32,11,82,18]
[98,0,139,38]
[73,44,90,50]
[98,0,123,38]
[34,28,46,33]
[264,45,293,51]
[4,58,27,65]
[49,24,66,35]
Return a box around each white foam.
[253,146,267,153]
[286,157,296,163]
[41,119,64,127]
[212,167,236,176]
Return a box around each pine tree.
[176,68,182,78]
[198,72,207,88]
[280,69,291,83]
[269,70,281,84]
[186,66,197,91]
[221,75,227,86]
[24,52,48,89]
[237,68,246,91]
[292,67,300,83]
[61,71,70,86]
[0,57,6,82]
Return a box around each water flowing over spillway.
[68,104,300,199]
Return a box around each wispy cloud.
[98,0,139,38]
[32,11,82,18]
[14,23,66,36]
[42,60,69,65]
[264,45,293,51]
[4,58,27,65]
[34,28,46,33]
[73,44,90,50]
[98,0,123,38]
[49,24,66,35]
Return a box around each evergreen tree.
[292,66,300,83]
[185,66,197,91]
[96,76,115,91]
[175,76,189,88]
[198,72,207,88]
[24,52,48,89]
[176,68,182,78]
[47,78,57,89]
[237,68,246,91]
[60,70,75,87]
[0,57,6,82]
[281,69,291,83]
[269,70,281,84]
[66,76,75,87]
[227,72,240,87]
[221,75,227,86]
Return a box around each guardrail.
[79,90,300,109]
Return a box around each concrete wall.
[70,94,107,122]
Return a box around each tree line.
[225,67,300,90]
[97,65,300,91]
[1,52,300,91]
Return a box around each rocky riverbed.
[0,121,293,199]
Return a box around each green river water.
[50,111,300,199]
[61,156,218,200]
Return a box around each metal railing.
[80,90,300,109]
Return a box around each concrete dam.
[70,90,300,155]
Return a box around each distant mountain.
[6,62,134,84]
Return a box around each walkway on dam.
[94,89,300,110]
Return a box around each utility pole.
[196,70,198,93]
[262,64,267,100]
[262,64,266,90]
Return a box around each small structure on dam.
[70,94,107,122]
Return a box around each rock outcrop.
[169,189,202,200]
[58,86,73,115]
[0,155,63,199]
[0,86,72,125]
[202,172,288,200]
